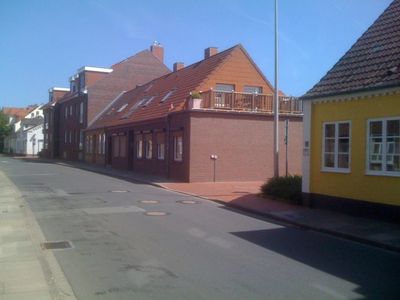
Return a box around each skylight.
[160,90,174,103]
[142,96,155,107]
[117,103,128,112]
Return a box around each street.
[1,156,400,300]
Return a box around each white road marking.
[83,205,145,215]
[187,228,207,238]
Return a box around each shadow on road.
[231,227,400,299]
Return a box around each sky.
[0,0,393,108]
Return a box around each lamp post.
[273,0,280,178]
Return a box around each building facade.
[44,43,170,161]
[86,45,303,182]
[302,0,400,222]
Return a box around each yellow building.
[302,0,400,222]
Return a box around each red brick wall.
[58,95,87,161]
[188,111,303,182]
[200,47,274,94]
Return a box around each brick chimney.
[173,62,184,72]
[204,47,218,59]
[150,42,164,62]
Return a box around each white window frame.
[366,117,400,177]
[321,121,351,173]
[136,135,143,159]
[65,106,68,119]
[174,134,183,162]
[98,134,102,154]
[102,133,106,154]
[145,135,153,159]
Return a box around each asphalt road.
[1,156,400,300]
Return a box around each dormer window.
[49,91,53,102]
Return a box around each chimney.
[150,41,164,62]
[204,47,218,59]
[173,62,184,72]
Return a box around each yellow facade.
[310,93,400,206]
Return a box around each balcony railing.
[193,90,302,114]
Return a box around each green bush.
[261,175,302,204]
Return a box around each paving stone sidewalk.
[0,169,76,300]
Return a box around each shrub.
[261,175,302,204]
[190,91,201,99]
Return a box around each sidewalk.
[23,157,400,253]
[0,169,76,300]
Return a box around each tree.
[0,111,12,153]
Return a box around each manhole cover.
[109,190,129,193]
[144,211,169,216]
[177,200,200,204]
[41,241,73,250]
[139,200,159,204]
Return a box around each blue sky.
[0,0,392,107]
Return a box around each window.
[86,136,90,153]
[79,131,83,150]
[160,90,174,103]
[117,103,128,112]
[98,135,102,154]
[244,86,263,94]
[215,83,235,92]
[367,117,400,176]
[79,73,85,92]
[69,131,72,143]
[157,133,165,160]
[102,133,106,154]
[136,135,143,159]
[65,106,68,118]
[322,121,351,172]
[79,102,84,123]
[69,105,72,116]
[64,131,67,143]
[145,134,153,159]
[174,134,183,162]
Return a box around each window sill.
[366,171,400,177]
[321,168,350,174]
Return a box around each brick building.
[43,44,169,160]
[86,44,303,182]
[42,87,70,158]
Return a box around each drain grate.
[144,211,169,216]
[177,200,200,204]
[139,200,159,204]
[41,241,73,250]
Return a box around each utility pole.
[273,0,280,178]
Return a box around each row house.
[3,105,44,155]
[302,0,400,222]
[42,43,170,160]
[42,87,70,158]
[86,44,304,182]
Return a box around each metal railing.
[196,90,302,114]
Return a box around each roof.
[2,106,37,121]
[303,0,400,99]
[20,116,43,128]
[86,49,170,123]
[88,44,258,130]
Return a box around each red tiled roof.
[303,0,400,99]
[88,44,246,130]
[2,106,37,121]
